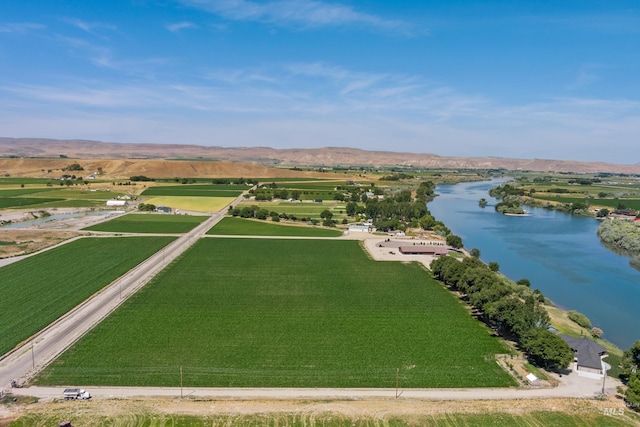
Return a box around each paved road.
[0,193,246,390]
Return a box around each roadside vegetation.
[0,236,175,355]
[37,238,514,388]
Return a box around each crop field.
[533,195,640,210]
[0,236,175,356]
[0,177,54,185]
[37,238,515,388]
[141,184,248,197]
[274,182,354,191]
[144,196,235,212]
[207,217,342,237]
[0,197,63,209]
[0,188,59,197]
[84,213,208,233]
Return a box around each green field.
[9,409,637,426]
[236,200,346,218]
[207,217,342,237]
[0,188,60,197]
[0,236,175,355]
[0,197,63,209]
[84,213,207,233]
[534,195,640,210]
[141,185,247,197]
[37,238,514,388]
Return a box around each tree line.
[430,255,573,369]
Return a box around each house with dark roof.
[560,334,609,378]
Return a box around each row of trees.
[622,341,640,411]
[430,256,573,369]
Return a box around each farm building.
[559,334,609,378]
[106,200,127,207]
[398,246,448,256]
[349,224,375,233]
[155,206,172,214]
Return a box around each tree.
[446,234,463,249]
[419,214,436,230]
[469,248,481,258]
[488,262,500,272]
[516,278,531,287]
[621,340,640,381]
[521,329,573,369]
[626,373,640,412]
[591,327,603,338]
[346,202,359,217]
[320,209,333,220]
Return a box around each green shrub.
[567,310,592,329]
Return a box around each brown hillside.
[2,137,639,174]
[0,158,339,180]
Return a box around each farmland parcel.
[0,236,175,356]
[207,217,342,237]
[37,238,515,388]
[84,213,208,234]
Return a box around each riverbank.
[428,178,640,350]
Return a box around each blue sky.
[1,1,639,163]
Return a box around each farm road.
[13,368,620,401]
[0,192,249,390]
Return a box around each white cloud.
[166,21,198,33]
[0,22,45,33]
[178,0,410,33]
[61,18,116,35]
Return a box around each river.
[427,178,640,350]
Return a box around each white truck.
[63,388,91,400]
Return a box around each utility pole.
[180,366,183,398]
[31,341,35,369]
[395,368,399,399]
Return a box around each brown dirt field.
[0,229,79,259]
[1,395,637,426]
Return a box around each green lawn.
[207,217,342,237]
[37,238,515,388]
[0,236,175,355]
[84,213,208,233]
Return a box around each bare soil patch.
[1,395,635,425]
[0,229,78,259]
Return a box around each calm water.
[427,179,640,349]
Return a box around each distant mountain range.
[1,137,639,174]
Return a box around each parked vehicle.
[63,388,91,400]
